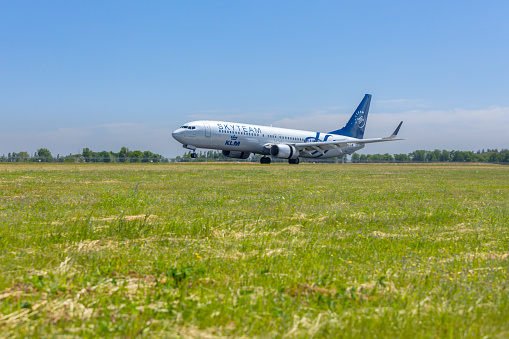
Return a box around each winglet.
[389,121,403,138]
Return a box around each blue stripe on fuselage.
[310,133,334,157]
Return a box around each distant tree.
[451,151,465,162]
[119,147,130,163]
[438,150,451,162]
[382,153,394,162]
[95,151,113,163]
[142,150,155,163]
[351,153,360,163]
[488,152,502,163]
[17,151,30,162]
[463,151,478,162]
[82,148,94,162]
[367,154,382,162]
[130,150,143,162]
[410,150,427,162]
[425,149,441,162]
[394,153,411,162]
[502,151,509,163]
[36,148,53,162]
[64,154,76,163]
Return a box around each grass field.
[0,163,508,338]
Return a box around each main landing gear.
[191,153,197,159]
[259,157,300,164]
[260,156,271,164]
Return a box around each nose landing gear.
[183,145,198,159]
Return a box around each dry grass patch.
[69,240,120,253]
[372,231,409,239]
[72,214,158,222]
[440,252,509,263]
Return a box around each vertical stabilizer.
[329,94,371,139]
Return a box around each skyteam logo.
[305,136,321,142]
[306,132,334,157]
[355,111,365,128]
[305,132,334,143]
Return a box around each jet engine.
[222,150,251,159]
[270,144,299,159]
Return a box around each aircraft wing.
[288,121,404,156]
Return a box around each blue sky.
[1,1,508,157]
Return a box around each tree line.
[1,147,169,163]
[2,148,508,164]
[351,149,509,163]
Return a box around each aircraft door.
[204,123,211,137]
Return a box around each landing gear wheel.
[260,156,271,164]
[289,158,300,164]
[191,153,197,159]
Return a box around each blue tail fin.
[329,94,371,139]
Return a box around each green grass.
[0,163,508,338]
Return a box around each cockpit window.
[180,125,189,129]
[180,125,196,129]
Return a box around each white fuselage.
[172,120,364,158]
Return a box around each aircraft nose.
[172,129,183,141]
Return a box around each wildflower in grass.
[195,253,202,259]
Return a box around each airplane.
[172,94,403,164]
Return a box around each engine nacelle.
[270,144,299,159]
[222,150,251,159]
